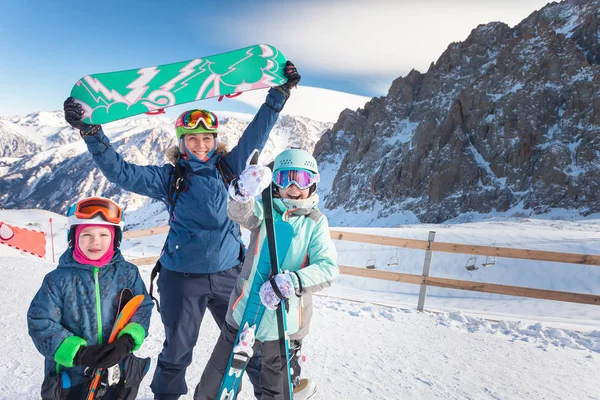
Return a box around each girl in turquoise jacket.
[194,149,338,400]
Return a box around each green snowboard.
[70,44,288,124]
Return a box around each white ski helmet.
[66,197,125,250]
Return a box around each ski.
[262,184,294,400]
[217,210,294,399]
[86,290,145,400]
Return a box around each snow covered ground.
[1,209,599,399]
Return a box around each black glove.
[74,335,135,369]
[63,97,100,136]
[277,61,301,97]
[116,354,151,400]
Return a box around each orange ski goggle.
[66,197,123,225]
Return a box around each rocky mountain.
[316,0,600,224]
[0,111,330,215]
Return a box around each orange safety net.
[0,221,46,258]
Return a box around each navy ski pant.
[150,266,262,400]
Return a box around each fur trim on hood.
[166,141,229,164]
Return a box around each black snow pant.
[40,380,118,400]
[42,354,150,400]
[193,323,301,400]
[66,383,118,400]
[150,266,262,400]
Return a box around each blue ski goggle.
[273,169,320,190]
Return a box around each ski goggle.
[66,197,123,225]
[273,169,320,190]
[175,109,219,131]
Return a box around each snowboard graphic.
[70,44,288,124]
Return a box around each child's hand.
[229,149,272,202]
[259,273,295,310]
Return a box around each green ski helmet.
[175,109,219,140]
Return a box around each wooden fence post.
[417,231,436,311]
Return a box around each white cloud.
[228,85,372,123]
[203,0,551,92]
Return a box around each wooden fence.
[123,226,600,309]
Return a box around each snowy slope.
[1,258,599,399]
[1,209,599,399]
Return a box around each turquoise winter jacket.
[225,195,339,342]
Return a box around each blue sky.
[0,0,551,117]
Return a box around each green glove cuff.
[117,322,146,351]
[54,336,88,368]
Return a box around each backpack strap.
[216,157,237,188]
[167,160,187,223]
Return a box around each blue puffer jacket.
[27,250,153,387]
[83,88,287,274]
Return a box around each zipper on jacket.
[94,267,103,344]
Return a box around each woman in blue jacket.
[63,63,301,400]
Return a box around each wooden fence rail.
[124,226,600,308]
[329,230,600,266]
[339,266,600,306]
[125,226,600,266]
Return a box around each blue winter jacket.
[83,88,287,274]
[27,250,153,387]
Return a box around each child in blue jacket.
[27,197,153,400]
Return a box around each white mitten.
[228,149,272,202]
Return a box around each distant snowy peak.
[1,110,65,127]
[0,111,74,151]
[0,111,331,213]
[0,121,39,157]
